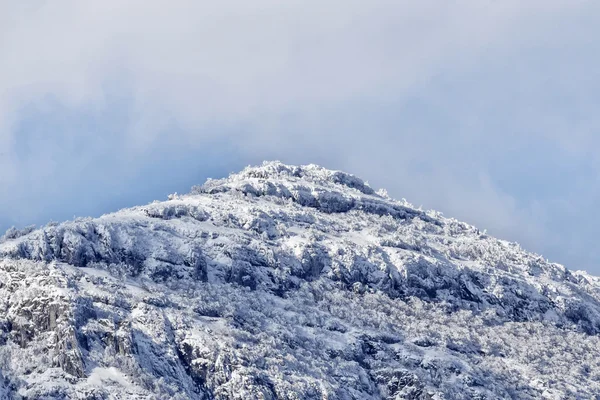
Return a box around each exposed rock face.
[1,161,599,399]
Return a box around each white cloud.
[0,1,583,145]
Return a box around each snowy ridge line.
[191,162,440,225]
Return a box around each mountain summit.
[1,161,599,399]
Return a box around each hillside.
[1,161,599,399]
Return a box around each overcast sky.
[1,1,600,273]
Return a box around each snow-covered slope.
[1,161,600,399]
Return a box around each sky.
[1,1,600,273]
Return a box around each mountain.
[1,161,599,399]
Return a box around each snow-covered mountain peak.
[1,162,600,399]
[194,160,377,197]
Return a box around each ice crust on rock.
[1,161,600,399]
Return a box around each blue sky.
[2,1,600,273]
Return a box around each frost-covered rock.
[1,161,600,399]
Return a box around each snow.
[0,161,600,399]
[87,367,134,389]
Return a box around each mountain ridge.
[0,161,599,399]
